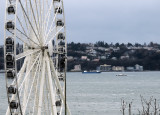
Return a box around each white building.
[99,64,111,72]
[71,64,81,72]
[67,56,74,61]
[101,56,107,60]
[112,66,124,71]
[135,64,143,71]
[126,67,134,71]
[81,56,88,60]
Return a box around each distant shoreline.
[0,70,160,74]
[68,70,160,72]
[0,70,5,73]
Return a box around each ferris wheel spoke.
[46,55,57,115]
[42,95,47,115]
[44,2,62,40]
[44,72,52,114]
[18,0,41,44]
[16,28,41,47]
[46,0,49,10]
[45,26,64,46]
[18,6,30,35]
[44,0,54,37]
[22,56,32,110]
[23,55,41,114]
[37,53,46,115]
[42,0,45,33]
[28,0,41,40]
[43,76,51,115]
[32,56,42,114]
[13,57,28,86]
[36,0,45,44]
[38,0,42,32]
[44,26,56,44]
[32,54,42,114]
[7,29,30,47]
[17,57,28,85]
[34,0,41,34]
[25,0,29,19]
[19,52,41,93]
[20,55,41,114]
[16,49,41,61]
[17,16,28,36]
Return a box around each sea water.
[1,72,160,115]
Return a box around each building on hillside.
[98,47,106,51]
[135,64,143,71]
[112,66,124,71]
[92,59,100,62]
[111,57,117,60]
[120,55,129,60]
[73,57,79,61]
[100,56,107,60]
[81,56,87,60]
[126,67,134,71]
[70,64,81,72]
[67,56,74,61]
[89,49,97,56]
[98,64,112,72]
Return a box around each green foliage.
[68,42,86,51]
[94,41,109,48]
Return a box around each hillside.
[67,41,160,71]
[1,41,160,71]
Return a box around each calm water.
[1,72,160,115]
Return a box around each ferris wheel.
[4,0,71,114]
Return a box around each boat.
[116,73,127,76]
[82,70,101,74]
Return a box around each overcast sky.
[0,0,160,44]
[64,0,160,44]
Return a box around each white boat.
[116,74,127,76]
[82,70,101,74]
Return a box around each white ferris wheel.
[4,0,71,114]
